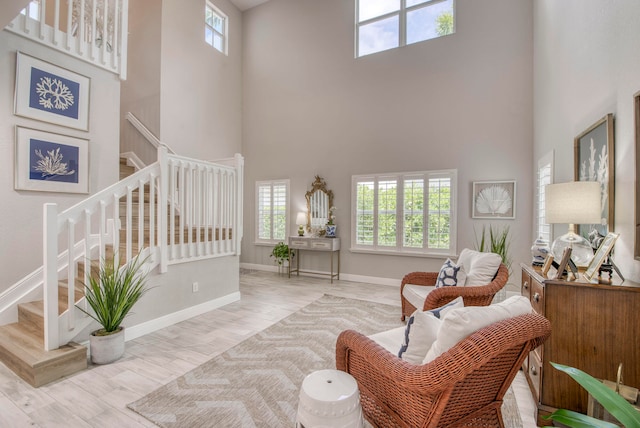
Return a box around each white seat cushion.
[423,295,533,364]
[402,284,435,310]
[368,326,406,355]
[457,248,502,285]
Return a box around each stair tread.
[0,323,85,368]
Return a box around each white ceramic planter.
[89,326,125,364]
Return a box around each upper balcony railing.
[5,0,128,79]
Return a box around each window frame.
[355,0,456,58]
[350,169,457,257]
[535,151,554,244]
[255,179,290,245]
[205,0,228,55]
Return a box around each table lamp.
[545,181,601,266]
[296,212,306,236]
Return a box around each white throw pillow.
[457,248,502,286]
[398,297,464,364]
[435,258,467,288]
[423,295,532,364]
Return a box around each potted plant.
[545,362,640,427]
[77,253,150,364]
[270,242,293,273]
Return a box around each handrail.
[126,112,176,154]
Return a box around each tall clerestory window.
[205,1,228,55]
[356,0,455,58]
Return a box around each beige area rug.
[128,294,522,427]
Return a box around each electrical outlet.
[192,282,199,292]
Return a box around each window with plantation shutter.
[536,152,554,244]
[256,180,290,243]
[351,170,456,256]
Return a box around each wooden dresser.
[520,263,640,424]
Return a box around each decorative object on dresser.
[574,113,615,237]
[400,248,508,321]
[296,211,306,236]
[325,205,337,237]
[583,232,621,283]
[288,236,340,283]
[531,237,550,266]
[472,180,516,219]
[545,181,601,267]
[520,263,640,425]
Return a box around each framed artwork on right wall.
[574,113,615,236]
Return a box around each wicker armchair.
[336,312,551,428]
[400,264,509,321]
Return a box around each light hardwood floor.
[0,270,536,427]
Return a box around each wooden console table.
[288,237,340,283]
[520,263,640,425]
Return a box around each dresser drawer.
[521,270,532,299]
[311,240,332,250]
[289,239,309,249]
[528,351,542,402]
[530,277,544,315]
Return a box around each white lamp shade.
[545,181,601,225]
[296,212,307,226]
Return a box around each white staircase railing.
[43,146,244,351]
[5,0,128,79]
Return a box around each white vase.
[89,326,125,364]
[326,224,337,238]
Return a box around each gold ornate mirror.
[306,176,334,231]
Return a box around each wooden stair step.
[0,323,86,387]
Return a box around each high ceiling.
[229,0,270,11]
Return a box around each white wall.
[241,0,534,284]
[534,0,640,282]
[159,0,243,160]
[0,31,121,291]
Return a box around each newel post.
[234,153,244,255]
[158,145,169,273]
[43,203,59,351]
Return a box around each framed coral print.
[472,180,516,219]
[574,113,614,236]
[14,52,90,131]
[15,126,89,194]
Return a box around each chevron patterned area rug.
[128,294,522,427]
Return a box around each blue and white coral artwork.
[29,138,79,184]
[29,67,80,120]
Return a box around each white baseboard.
[239,263,400,287]
[124,292,241,341]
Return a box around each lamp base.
[551,232,594,267]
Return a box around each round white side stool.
[296,369,363,428]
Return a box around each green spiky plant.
[474,224,512,270]
[77,254,150,335]
[544,362,640,427]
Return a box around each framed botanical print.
[14,51,90,131]
[15,126,89,194]
[574,114,614,235]
[472,180,516,219]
